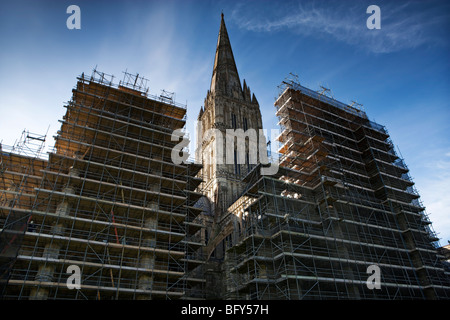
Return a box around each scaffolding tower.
[223,78,450,299]
[0,138,47,298]
[0,69,205,299]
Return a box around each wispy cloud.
[230,0,450,54]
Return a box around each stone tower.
[196,13,263,259]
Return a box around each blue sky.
[0,0,449,243]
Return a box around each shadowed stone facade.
[196,14,263,266]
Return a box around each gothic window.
[225,234,232,249]
[210,150,214,179]
[231,112,237,129]
[234,149,240,175]
[207,112,211,129]
[246,151,250,172]
[243,117,248,131]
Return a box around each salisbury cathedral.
[0,14,449,300]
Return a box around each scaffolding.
[223,78,450,299]
[0,69,206,299]
[0,139,47,298]
[9,129,49,160]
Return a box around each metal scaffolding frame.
[0,69,206,300]
[223,80,450,300]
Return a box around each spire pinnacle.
[210,13,242,98]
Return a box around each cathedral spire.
[210,13,242,98]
